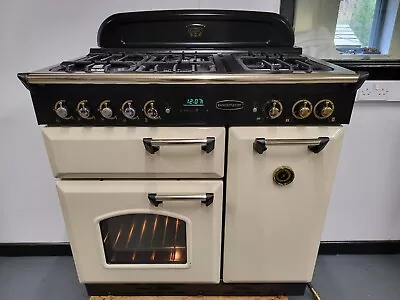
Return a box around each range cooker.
[18,10,367,297]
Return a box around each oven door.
[223,126,344,283]
[57,180,223,283]
[42,126,225,179]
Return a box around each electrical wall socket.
[356,80,396,102]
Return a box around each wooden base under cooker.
[85,283,305,297]
[90,297,288,300]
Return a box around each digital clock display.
[184,98,204,106]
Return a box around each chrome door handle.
[143,137,215,154]
[148,193,214,207]
[253,137,330,154]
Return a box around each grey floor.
[1,255,400,300]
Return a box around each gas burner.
[236,53,333,73]
[50,52,217,73]
[136,62,216,73]
[104,62,136,73]
[119,55,147,62]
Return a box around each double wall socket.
[356,80,399,102]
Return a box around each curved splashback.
[97,10,295,49]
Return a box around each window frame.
[283,0,400,58]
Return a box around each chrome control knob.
[100,107,113,119]
[146,106,159,119]
[55,105,68,119]
[99,100,116,120]
[54,100,70,119]
[77,101,92,119]
[121,101,137,120]
[123,106,136,119]
[143,100,160,120]
[78,106,90,119]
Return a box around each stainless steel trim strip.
[150,138,208,146]
[26,73,360,84]
[150,194,209,201]
[265,138,322,146]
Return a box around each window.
[335,0,378,53]
[100,214,187,265]
[293,0,400,58]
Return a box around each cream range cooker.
[18,10,367,297]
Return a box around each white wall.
[0,1,279,243]
[2,0,400,243]
[323,101,400,241]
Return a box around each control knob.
[121,100,137,120]
[99,100,116,119]
[263,99,283,119]
[143,100,160,120]
[314,99,335,119]
[292,99,313,119]
[54,100,71,119]
[77,100,93,119]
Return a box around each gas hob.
[18,10,366,127]
[48,50,333,74]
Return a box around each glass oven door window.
[100,214,187,264]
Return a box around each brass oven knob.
[314,99,335,119]
[292,99,312,119]
[299,106,311,118]
[263,99,283,119]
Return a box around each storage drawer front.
[57,180,223,283]
[42,127,225,178]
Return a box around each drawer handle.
[253,137,330,154]
[148,193,214,207]
[143,137,215,154]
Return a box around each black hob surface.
[49,50,333,74]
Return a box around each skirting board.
[1,241,400,256]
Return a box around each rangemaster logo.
[216,100,244,110]
[186,24,205,38]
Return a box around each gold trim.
[314,99,335,119]
[292,99,313,119]
[26,72,360,85]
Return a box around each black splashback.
[97,10,295,48]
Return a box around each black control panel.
[30,83,358,126]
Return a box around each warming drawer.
[41,126,225,178]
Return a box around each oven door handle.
[253,137,330,154]
[143,137,215,154]
[148,193,214,207]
